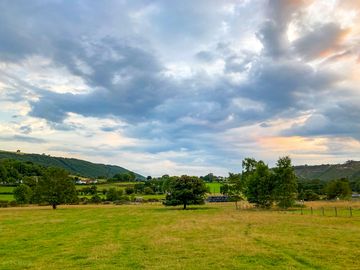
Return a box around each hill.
[0,150,144,179]
[294,160,360,181]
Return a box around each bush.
[90,194,102,204]
[106,188,124,201]
[325,178,352,200]
[144,187,154,195]
[303,190,320,201]
[125,187,135,195]
[13,184,32,204]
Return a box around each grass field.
[206,182,222,194]
[0,202,359,269]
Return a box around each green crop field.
[1,202,360,269]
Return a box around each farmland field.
[206,182,222,194]
[0,202,360,269]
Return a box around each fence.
[280,206,359,217]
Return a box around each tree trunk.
[235,200,238,210]
[52,204,57,210]
[183,203,186,210]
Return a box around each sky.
[0,0,360,176]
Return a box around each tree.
[243,159,275,208]
[144,187,154,195]
[222,173,244,209]
[13,184,33,204]
[33,167,78,209]
[325,178,352,200]
[163,175,207,209]
[0,164,7,183]
[106,188,123,201]
[125,187,135,195]
[273,156,298,208]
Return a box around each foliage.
[106,188,124,201]
[0,159,44,184]
[79,185,98,195]
[324,178,352,200]
[0,150,143,179]
[273,156,298,208]
[243,159,275,208]
[294,160,360,181]
[144,187,154,195]
[163,175,208,209]
[300,190,320,201]
[112,172,136,182]
[13,184,32,204]
[125,186,135,195]
[134,183,145,194]
[90,194,102,204]
[297,179,326,196]
[33,167,78,209]
[221,173,244,209]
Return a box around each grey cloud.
[19,125,32,134]
[256,0,305,58]
[283,101,360,140]
[195,51,215,62]
[0,135,47,143]
[293,23,345,60]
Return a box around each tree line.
[0,156,356,209]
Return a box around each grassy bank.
[0,202,359,269]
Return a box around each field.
[206,182,222,194]
[1,202,360,269]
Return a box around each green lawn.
[1,203,359,269]
[206,182,222,194]
[0,194,14,201]
[0,186,14,193]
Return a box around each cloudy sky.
[1,0,360,176]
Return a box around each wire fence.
[283,206,359,217]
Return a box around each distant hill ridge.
[294,160,360,181]
[0,150,144,179]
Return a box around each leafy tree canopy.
[163,175,207,209]
[33,167,78,209]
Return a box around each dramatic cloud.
[0,0,360,176]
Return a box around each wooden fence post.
[321,207,324,216]
[350,207,353,217]
[334,207,337,217]
[310,207,313,215]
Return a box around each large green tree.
[325,178,352,200]
[273,156,298,208]
[243,159,275,208]
[163,175,207,209]
[221,173,244,209]
[33,167,78,209]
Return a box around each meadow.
[0,202,359,269]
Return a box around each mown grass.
[1,202,360,269]
[206,182,222,194]
[0,186,14,193]
[0,194,14,201]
